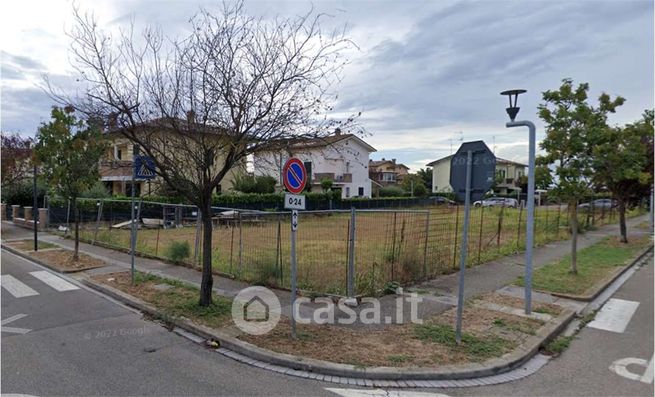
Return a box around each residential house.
[368,158,410,186]
[253,133,377,199]
[427,155,527,195]
[99,117,245,197]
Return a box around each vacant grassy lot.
[76,204,640,295]
[516,235,652,295]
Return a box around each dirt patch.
[239,301,546,367]
[29,249,106,272]
[6,239,59,251]
[93,271,232,329]
[479,292,563,316]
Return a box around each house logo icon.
[243,296,269,322]
[232,286,281,335]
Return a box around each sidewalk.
[2,214,649,325]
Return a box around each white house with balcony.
[253,133,377,198]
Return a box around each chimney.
[381,157,385,161]
[334,127,341,136]
[392,158,396,164]
[186,110,196,124]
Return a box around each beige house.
[368,158,410,186]
[99,119,245,197]
[427,155,527,195]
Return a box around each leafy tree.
[534,156,553,191]
[538,79,624,274]
[320,178,333,192]
[1,133,33,190]
[62,2,359,306]
[592,110,654,242]
[416,167,433,190]
[402,174,427,196]
[34,106,106,260]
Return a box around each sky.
[1,0,653,172]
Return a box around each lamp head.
[500,89,527,121]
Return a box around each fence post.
[453,204,460,269]
[276,220,282,283]
[391,211,398,280]
[238,211,243,276]
[347,207,356,297]
[229,222,235,275]
[194,209,201,262]
[497,205,504,250]
[66,199,71,236]
[423,211,430,279]
[477,205,484,266]
[516,204,523,251]
[92,200,103,245]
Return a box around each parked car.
[578,199,617,210]
[433,196,456,206]
[473,197,518,208]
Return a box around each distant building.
[368,158,410,186]
[99,117,245,197]
[427,155,527,195]
[253,133,376,199]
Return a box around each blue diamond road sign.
[134,155,156,180]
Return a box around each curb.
[539,244,653,302]
[77,274,576,382]
[1,243,106,274]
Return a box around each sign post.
[131,155,156,284]
[282,158,307,339]
[450,141,496,343]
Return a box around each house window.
[358,187,364,196]
[497,169,506,179]
[346,162,350,173]
[382,173,395,182]
[517,170,524,178]
[116,149,122,160]
[345,187,350,198]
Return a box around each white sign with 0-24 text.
[284,193,306,210]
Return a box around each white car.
[473,197,518,208]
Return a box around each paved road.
[2,241,652,397]
[1,249,335,396]
[441,258,654,397]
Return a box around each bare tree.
[56,1,360,306]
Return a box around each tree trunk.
[73,198,80,261]
[570,201,578,274]
[198,202,214,307]
[618,197,628,243]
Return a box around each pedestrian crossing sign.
[134,155,156,180]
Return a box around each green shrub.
[231,174,277,194]
[166,241,191,263]
[379,186,406,197]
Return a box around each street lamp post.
[501,89,535,315]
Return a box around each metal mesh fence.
[39,197,643,296]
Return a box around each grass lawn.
[94,271,232,329]
[75,204,643,296]
[517,236,652,295]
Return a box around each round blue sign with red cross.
[283,158,307,194]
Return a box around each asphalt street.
[2,243,653,397]
[0,249,335,396]
[442,257,654,397]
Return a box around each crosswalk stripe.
[1,275,39,298]
[588,298,639,333]
[29,271,79,292]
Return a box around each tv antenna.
[449,131,463,154]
